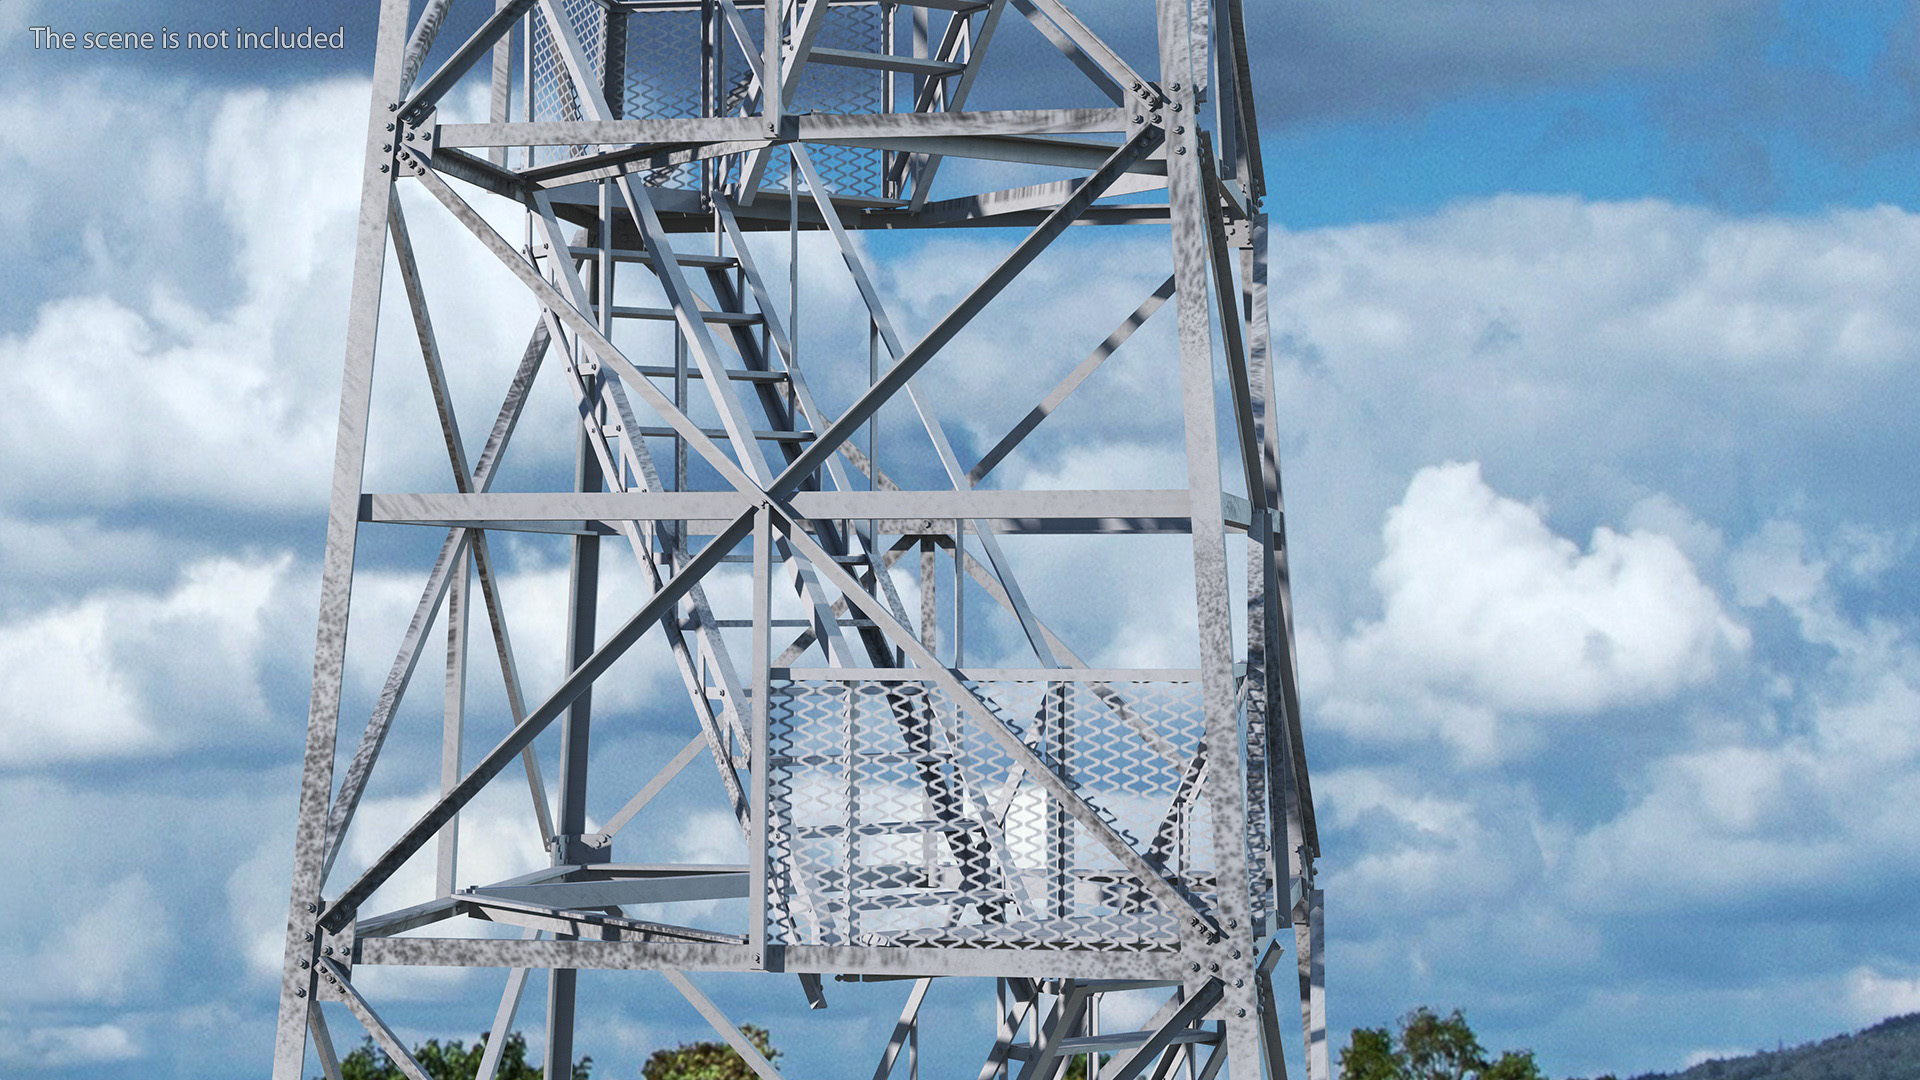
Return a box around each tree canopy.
[316,1023,788,1080]
[324,1031,590,1080]
[1341,1007,1545,1080]
[641,1025,780,1080]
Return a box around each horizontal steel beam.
[469,870,750,908]
[437,109,1130,148]
[360,489,1251,525]
[818,134,1165,175]
[358,937,1187,979]
[776,667,1201,681]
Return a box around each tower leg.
[269,1,412,1075]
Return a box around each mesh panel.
[785,3,885,198]
[620,7,705,188]
[765,678,1216,951]
[529,0,609,164]
[531,2,888,194]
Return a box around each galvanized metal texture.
[271,1,1322,1078]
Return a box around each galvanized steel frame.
[270,0,1323,1077]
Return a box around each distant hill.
[1595,1012,1920,1080]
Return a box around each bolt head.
[1133,115,1143,124]
[386,122,395,131]
[299,959,309,969]
[1190,962,1202,972]
[1176,147,1187,155]
[306,902,317,913]
[296,987,307,998]
[1236,1008,1247,1018]
[1171,82,1181,91]
[381,164,391,172]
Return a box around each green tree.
[1403,1008,1486,1080]
[1338,1008,1545,1080]
[641,1025,779,1080]
[1342,1026,1408,1080]
[1481,1051,1546,1080]
[1062,1051,1114,1080]
[327,1031,590,1080]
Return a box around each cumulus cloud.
[4,30,1920,1076]
[0,73,546,522]
[1314,462,1745,757]
[1562,521,1920,912]
[0,554,301,766]
[1847,968,1920,1024]
[0,1021,141,1069]
[0,78,370,513]
[21,874,174,1006]
[1264,195,1920,638]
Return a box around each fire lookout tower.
[269,0,1324,1077]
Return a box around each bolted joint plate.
[1126,82,1167,129]
[313,956,351,1003]
[392,106,438,178]
[551,832,613,866]
[323,921,358,968]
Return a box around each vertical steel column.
[546,180,613,1080]
[269,2,411,1076]
[437,552,470,896]
[1159,0,1267,1072]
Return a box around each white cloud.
[1267,197,1920,625]
[0,77,371,512]
[1557,513,1920,913]
[1317,767,1533,913]
[0,1021,141,1069]
[4,40,1920,1077]
[23,873,174,1006]
[1316,462,1746,757]
[1846,967,1920,1024]
[0,554,299,766]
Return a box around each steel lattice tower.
[270,0,1323,1077]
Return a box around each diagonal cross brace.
[789,143,1059,668]
[769,126,1163,500]
[321,206,557,881]
[321,510,757,932]
[417,167,761,496]
[322,958,435,1080]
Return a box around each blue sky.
[2,0,1919,1077]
